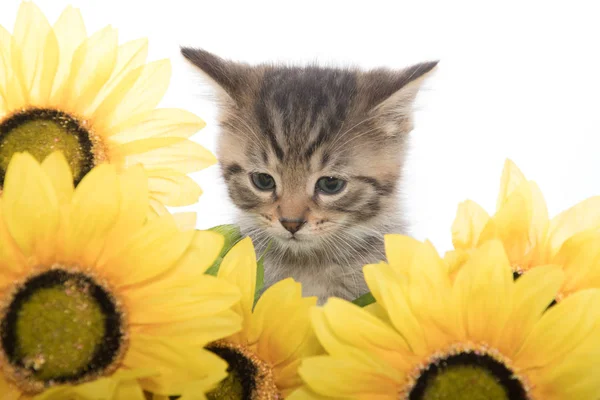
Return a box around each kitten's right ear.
[181,48,251,103]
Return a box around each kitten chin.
[182,48,437,303]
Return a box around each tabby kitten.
[182,48,437,303]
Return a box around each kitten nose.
[280,218,305,234]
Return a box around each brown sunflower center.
[0,268,126,394]
[0,108,106,187]
[406,349,529,400]
[206,340,281,400]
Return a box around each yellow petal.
[0,206,27,278]
[545,196,600,259]
[125,334,228,396]
[2,152,59,262]
[298,355,400,399]
[86,38,148,116]
[123,139,217,174]
[136,309,241,346]
[101,215,194,287]
[11,2,56,105]
[51,5,87,98]
[452,240,513,347]
[113,137,186,157]
[501,265,563,355]
[317,297,412,371]
[109,108,206,142]
[478,182,532,267]
[104,59,171,132]
[363,264,427,355]
[41,151,74,205]
[554,231,600,296]
[171,212,198,231]
[61,164,120,264]
[515,289,600,369]
[451,200,491,250]
[54,26,118,114]
[147,169,203,207]
[497,159,527,211]
[126,274,240,324]
[0,25,12,114]
[383,234,422,270]
[113,380,146,400]
[217,237,257,334]
[250,279,319,369]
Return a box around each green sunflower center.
[0,108,104,187]
[409,352,528,400]
[0,269,125,394]
[206,341,280,400]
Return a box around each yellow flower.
[204,238,322,399]
[0,2,215,216]
[292,235,600,400]
[447,159,600,299]
[0,152,241,399]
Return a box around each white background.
[2,0,599,253]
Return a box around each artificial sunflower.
[203,238,322,400]
[0,2,214,216]
[0,152,241,399]
[292,235,600,400]
[446,159,600,300]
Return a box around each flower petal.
[316,297,411,371]
[124,334,228,396]
[123,139,217,174]
[101,215,194,287]
[501,265,563,355]
[109,108,206,142]
[104,59,171,132]
[383,234,422,270]
[496,159,527,211]
[2,152,59,263]
[125,274,240,324]
[453,240,513,347]
[86,38,148,117]
[11,2,57,105]
[297,355,400,399]
[217,237,257,336]
[51,5,87,97]
[515,289,600,369]
[363,264,427,355]
[146,168,204,207]
[54,26,118,114]
[61,164,120,265]
[451,200,490,250]
[546,196,600,259]
[41,151,74,205]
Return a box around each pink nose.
[280,218,305,234]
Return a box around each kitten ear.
[360,60,438,126]
[181,47,252,103]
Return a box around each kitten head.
[182,48,436,257]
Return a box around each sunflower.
[292,234,600,400]
[0,152,241,399]
[0,2,215,216]
[446,159,600,300]
[200,238,322,400]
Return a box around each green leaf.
[204,224,243,276]
[351,292,376,307]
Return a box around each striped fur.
[183,48,437,303]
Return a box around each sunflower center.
[206,340,281,400]
[0,108,106,187]
[407,349,529,400]
[0,269,126,394]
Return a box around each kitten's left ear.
[180,47,255,105]
[360,61,438,129]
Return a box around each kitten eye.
[316,177,346,195]
[250,172,276,191]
